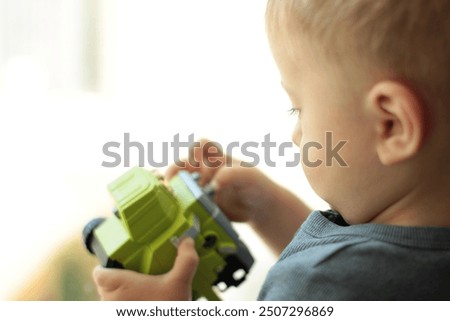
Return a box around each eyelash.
[287,107,301,117]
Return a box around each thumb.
[93,266,128,291]
[169,238,199,285]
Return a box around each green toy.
[82,167,254,300]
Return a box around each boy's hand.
[93,238,199,301]
[165,139,276,223]
[165,139,311,254]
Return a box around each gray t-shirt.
[258,210,450,300]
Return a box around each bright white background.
[0,0,327,300]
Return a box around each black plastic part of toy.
[82,217,124,269]
[214,254,249,288]
[82,218,106,254]
[203,234,218,249]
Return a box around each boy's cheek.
[301,162,329,203]
[291,120,303,147]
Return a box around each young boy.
[93,0,450,300]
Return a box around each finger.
[93,266,139,292]
[174,138,220,173]
[212,165,244,190]
[196,141,227,185]
[165,139,227,184]
[212,166,260,222]
[165,157,200,182]
[185,139,225,185]
[169,238,199,285]
[165,157,220,186]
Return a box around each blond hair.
[266,0,450,115]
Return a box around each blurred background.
[0,0,327,300]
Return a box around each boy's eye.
[287,107,301,118]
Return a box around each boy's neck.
[370,176,450,228]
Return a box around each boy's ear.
[367,80,427,165]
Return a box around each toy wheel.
[82,218,105,254]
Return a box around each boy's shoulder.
[258,210,450,300]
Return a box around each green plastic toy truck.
[82,167,254,300]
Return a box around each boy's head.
[266,0,450,225]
